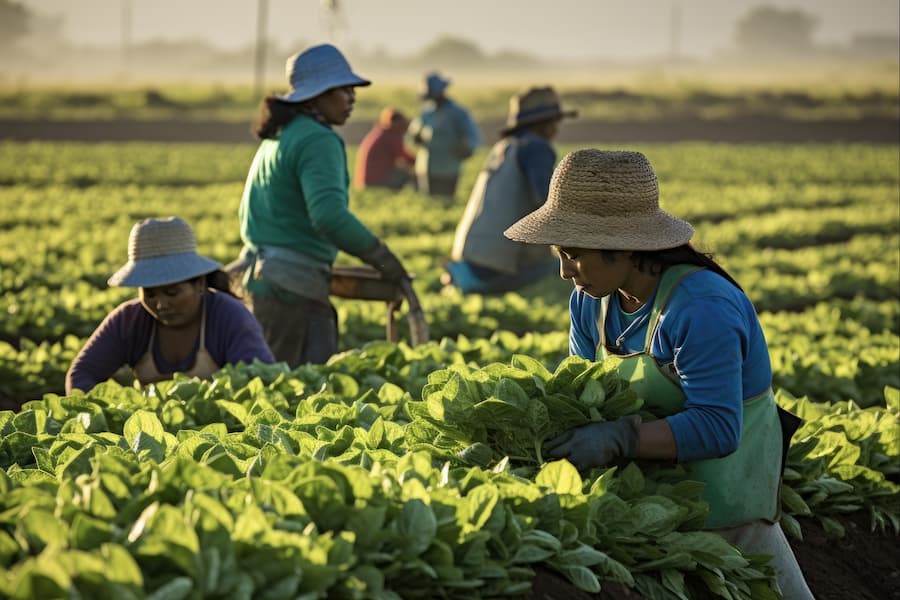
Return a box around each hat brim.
[504,205,694,251]
[501,108,578,135]
[278,73,371,103]
[108,252,222,288]
[421,81,450,100]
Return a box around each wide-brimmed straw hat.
[504,149,694,250]
[421,72,450,100]
[278,43,370,104]
[108,217,221,288]
[501,86,577,135]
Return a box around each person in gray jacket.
[407,72,482,198]
[443,86,576,294]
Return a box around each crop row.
[3,295,897,418]
[0,137,897,598]
[1,143,898,411]
[1,142,897,188]
[1,355,896,599]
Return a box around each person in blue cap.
[66,217,274,394]
[443,86,576,294]
[228,43,410,367]
[407,71,482,198]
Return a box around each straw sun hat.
[278,43,370,104]
[504,149,694,250]
[501,86,577,135]
[108,217,221,288]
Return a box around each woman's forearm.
[636,418,679,461]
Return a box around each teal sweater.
[239,115,377,263]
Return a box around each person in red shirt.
[353,107,416,190]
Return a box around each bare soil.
[0,396,21,411]
[0,116,897,145]
[526,512,900,599]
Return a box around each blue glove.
[543,415,641,472]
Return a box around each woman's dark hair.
[253,96,304,140]
[604,244,743,291]
[193,270,237,297]
[253,95,332,139]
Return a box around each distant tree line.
[1,0,897,78]
[0,0,30,51]
[734,5,899,58]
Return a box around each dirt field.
[1,116,897,145]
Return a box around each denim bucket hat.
[422,72,450,100]
[278,43,370,103]
[108,217,221,288]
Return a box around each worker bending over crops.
[505,149,815,599]
[444,86,575,294]
[353,107,416,191]
[228,44,410,366]
[66,217,273,394]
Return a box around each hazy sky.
[24,0,900,60]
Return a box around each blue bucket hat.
[422,72,450,100]
[108,217,221,288]
[278,44,370,103]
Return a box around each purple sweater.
[66,290,274,393]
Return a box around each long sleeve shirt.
[353,124,414,188]
[66,291,274,393]
[408,99,482,177]
[239,115,377,263]
[513,130,556,200]
[568,268,773,462]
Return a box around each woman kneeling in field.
[66,217,273,394]
[505,149,814,599]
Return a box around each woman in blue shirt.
[504,149,813,599]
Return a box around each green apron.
[597,265,784,529]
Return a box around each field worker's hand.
[361,240,409,283]
[543,415,641,472]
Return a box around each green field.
[0,139,898,598]
[2,70,898,123]
[1,141,897,405]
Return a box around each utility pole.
[320,0,347,46]
[121,0,132,78]
[254,0,269,98]
[669,2,682,65]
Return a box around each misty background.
[2,0,898,88]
